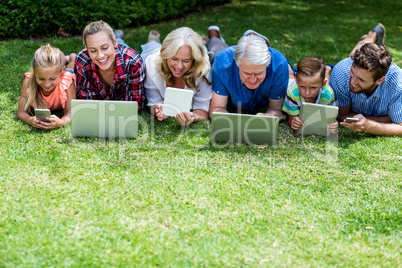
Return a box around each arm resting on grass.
[209,92,229,116]
[338,105,392,123]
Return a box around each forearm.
[148,105,157,117]
[364,120,402,136]
[192,109,209,122]
[265,107,283,118]
[338,112,392,123]
[209,106,228,116]
[59,113,71,127]
[17,110,32,124]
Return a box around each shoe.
[208,26,225,43]
[114,30,124,39]
[243,29,270,47]
[371,23,385,44]
[148,30,161,44]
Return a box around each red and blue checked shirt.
[75,45,145,110]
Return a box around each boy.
[283,57,338,133]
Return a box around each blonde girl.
[145,27,212,126]
[17,44,76,130]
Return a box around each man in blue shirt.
[330,24,402,136]
[209,34,289,118]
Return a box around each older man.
[208,32,289,117]
[330,24,402,136]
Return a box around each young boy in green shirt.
[283,57,338,133]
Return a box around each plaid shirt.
[75,45,145,110]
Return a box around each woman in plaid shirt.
[74,21,145,111]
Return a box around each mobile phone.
[345,117,359,123]
[35,109,51,122]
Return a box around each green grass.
[1,0,402,266]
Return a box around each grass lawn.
[1,0,402,266]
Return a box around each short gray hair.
[234,35,271,67]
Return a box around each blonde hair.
[159,27,211,91]
[24,44,65,111]
[82,20,115,47]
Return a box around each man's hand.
[340,114,366,133]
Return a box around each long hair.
[24,44,65,111]
[158,27,211,91]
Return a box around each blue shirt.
[212,46,289,112]
[330,57,402,123]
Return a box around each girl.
[17,44,76,130]
[145,27,212,126]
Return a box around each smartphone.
[35,109,51,122]
[345,117,359,123]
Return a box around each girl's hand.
[290,116,304,130]
[35,115,63,130]
[26,116,44,129]
[175,112,194,126]
[154,104,168,121]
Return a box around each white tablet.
[297,102,339,137]
[162,87,194,117]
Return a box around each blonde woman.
[145,27,212,125]
[17,44,76,130]
[75,21,145,110]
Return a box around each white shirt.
[144,50,212,112]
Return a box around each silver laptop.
[211,112,279,146]
[71,99,138,138]
[297,102,338,137]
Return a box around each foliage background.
[0,0,230,39]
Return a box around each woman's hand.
[175,112,194,126]
[154,103,169,121]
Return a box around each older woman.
[74,21,145,110]
[144,27,212,125]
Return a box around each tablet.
[162,87,194,117]
[297,103,339,137]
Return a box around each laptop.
[71,99,138,138]
[297,102,339,137]
[211,112,279,146]
[162,87,194,116]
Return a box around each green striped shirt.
[282,82,336,116]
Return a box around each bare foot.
[57,27,70,37]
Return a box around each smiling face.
[349,65,383,95]
[35,67,61,96]
[166,45,193,78]
[296,72,325,103]
[85,30,117,72]
[238,58,267,90]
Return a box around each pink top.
[25,70,75,110]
